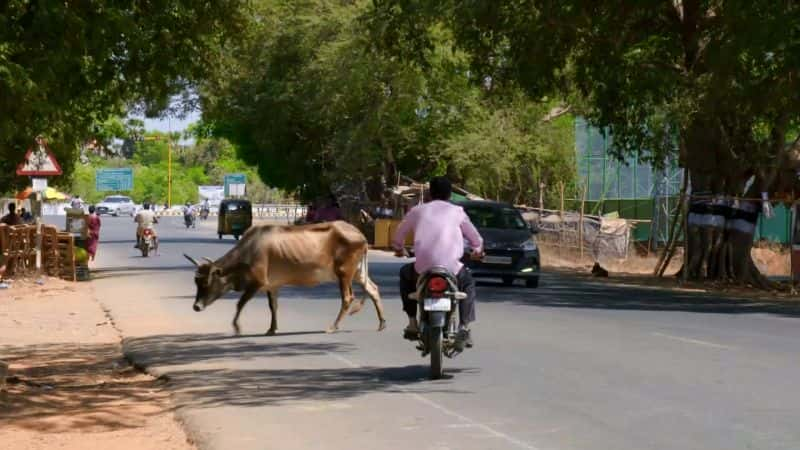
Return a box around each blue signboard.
[224,173,246,196]
[96,168,134,191]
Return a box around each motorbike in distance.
[184,211,196,229]
[200,206,210,220]
[139,226,158,257]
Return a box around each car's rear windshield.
[463,205,528,230]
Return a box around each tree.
[0,0,247,193]
[370,0,800,286]
[199,0,576,205]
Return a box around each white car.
[96,195,136,216]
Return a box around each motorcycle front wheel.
[429,327,443,380]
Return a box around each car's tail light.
[427,277,448,296]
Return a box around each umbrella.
[15,186,70,201]
[15,187,33,200]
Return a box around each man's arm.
[392,207,418,253]
[460,210,483,253]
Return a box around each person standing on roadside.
[1,203,21,226]
[86,205,102,261]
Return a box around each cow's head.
[185,254,230,312]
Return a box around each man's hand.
[469,249,485,261]
[394,248,408,258]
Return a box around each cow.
[184,221,387,335]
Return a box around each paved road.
[78,215,800,450]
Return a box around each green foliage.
[199,0,577,204]
[0,0,247,193]
[369,1,800,188]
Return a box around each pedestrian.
[86,205,101,261]
[0,203,21,226]
[19,208,33,224]
[314,194,344,222]
[70,195,83,210]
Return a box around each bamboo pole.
[579,182,587,261]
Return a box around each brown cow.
[184,221,386,335]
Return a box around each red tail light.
[427,277,448,294]
[143,228,153,236]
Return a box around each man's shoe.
[403,324,419,341]
[455,328,473,351]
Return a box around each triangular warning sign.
[17,138,62,176]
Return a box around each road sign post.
[16,136,63,274]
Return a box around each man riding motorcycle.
[183,201,197,227]
[134,202,158,248]
[200,199,210,219]
[392,177,484,349]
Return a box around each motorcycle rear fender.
[427,311,447,328]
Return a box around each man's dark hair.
[8,203,16,213]
[143,202,150,210]
[429,177,452,201]
[88,205,96,214]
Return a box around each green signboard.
[224,173,246,196]
[96,168,134,191]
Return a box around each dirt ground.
[0,278,194,450]
[539,242,796,300]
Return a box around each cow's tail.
[348,248,371,315]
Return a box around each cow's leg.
[232,286,259,335]
[353,274,386,331]
[266,289,279,336]
[328,276,354,333]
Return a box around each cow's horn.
[184,254,200,267]
[202,257,214,264]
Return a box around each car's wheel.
[502,276,515,286]
[218,234,223,240]
[234,234,240,241]
[525,277,539,288]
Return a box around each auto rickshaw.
[217,199,252,240]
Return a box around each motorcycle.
[184,212,196,229]
[140,227,158,257]
[200,207,209,220]
[408,267,468,380]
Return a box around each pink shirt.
[393,200,484,274]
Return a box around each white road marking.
[327,353,542,450]
[651,332,736,350]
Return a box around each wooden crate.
[57,232,76,282]
[373,218,413,249]
[41,225,60,277]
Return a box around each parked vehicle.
[457,200,540,288]
[408,267,468,380]
[217,199,252,240]
[96,195,136,217]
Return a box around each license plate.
[483,255,512,265]
[423,298,452,312]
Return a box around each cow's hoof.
[377,320,387,332]
[265,328,276,336]
[232,325,241,336]
[326,326,338,334]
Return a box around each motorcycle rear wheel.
[141,245,149,257]
[429,327,443,380]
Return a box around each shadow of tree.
[0,343,173,433]
[123,333,475,410]
[477,275,800,317]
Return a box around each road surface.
[78,215,800,450]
